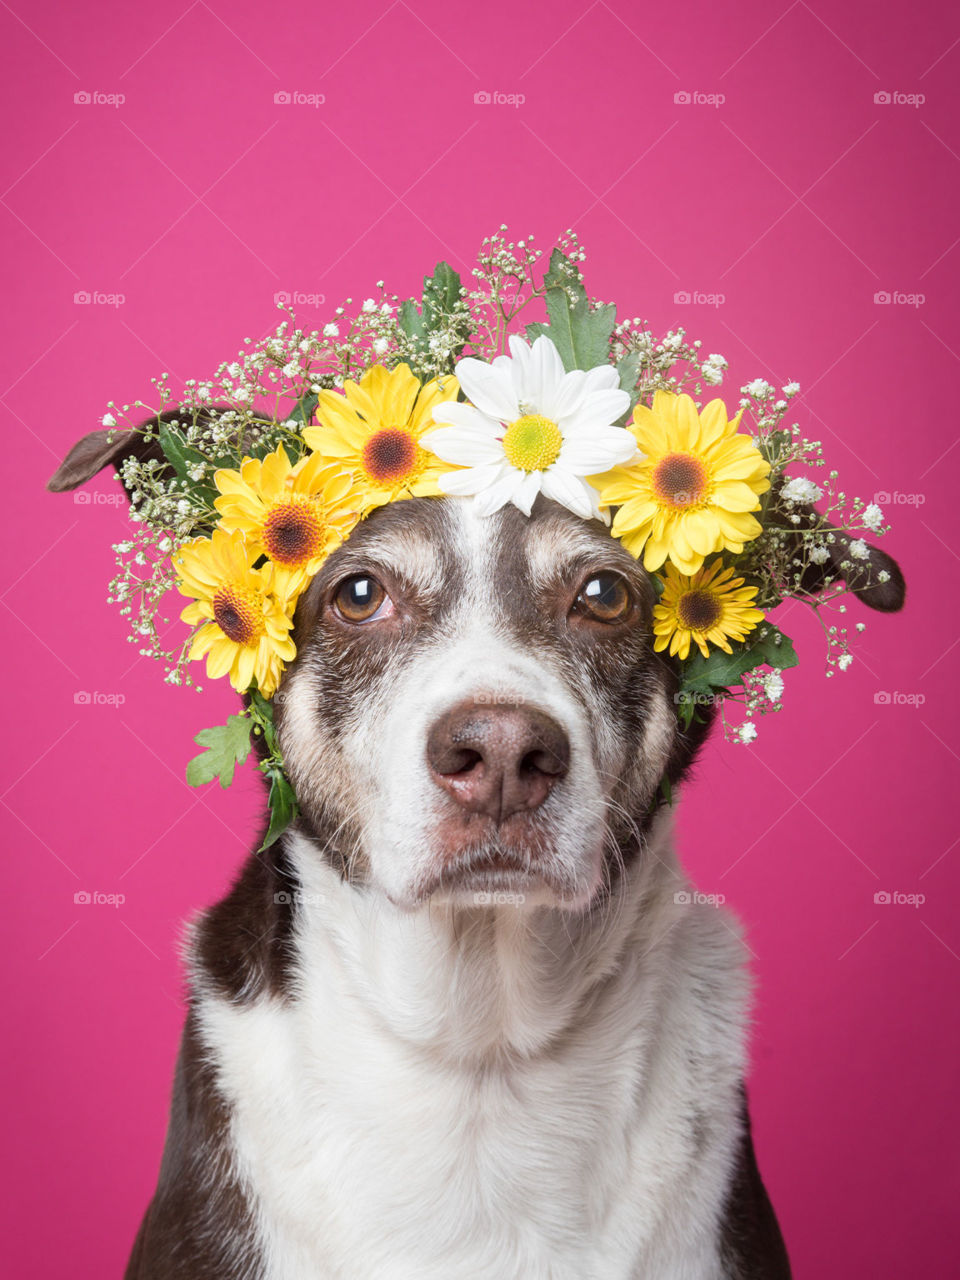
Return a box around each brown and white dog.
[51,420,904,1279]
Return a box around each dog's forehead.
[331,497,625,592]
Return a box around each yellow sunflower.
[175,528,296,696]
[213,444,361,597]
[596,390,771,575]
[302,363,459,511]
[653,558,765,661]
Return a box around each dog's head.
[51,418,905,914]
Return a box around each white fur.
[194,811,750,1279]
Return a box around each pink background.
[2,0,958,1274]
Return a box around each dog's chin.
[387,832,605,914]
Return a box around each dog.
[50,420,904,1279]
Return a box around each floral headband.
[74,230,898,846]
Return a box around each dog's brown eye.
[333,575,389,623]
[574,573,632,623]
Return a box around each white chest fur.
[194,818,749,1280]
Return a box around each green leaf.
[186,714,252,788]
[398,297,426,342]
[422,261,462,318]
[285,391,319,425]
[541,246,586,297]
[157,423,212,484]
[259,768,299,850]
[526,288,616,373]
[616,351,641,395]
[397,261,467,374]
[526,247,616,371]
[616,351,642,418]
[247,687,280,757]
[679,625,799,694]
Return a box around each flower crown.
[90,229,897,846]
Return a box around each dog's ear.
[784,497,906,613]
[47,411,177,499]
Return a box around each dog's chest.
[197,929,741,1280]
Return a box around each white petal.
[582,363,620,392]
[422,425,505,465]
[472,468,526,517]
[539,467,597,520]
[527,334,565,400]
[558,388,630,434]
[513,469,543,516]
[438,462,508,497]
[539,368,587,421]
[504,334,533,404]
[557,427,638,472]
[430,401,499,434]
[455,357,519,423]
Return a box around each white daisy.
[421,334,636,520]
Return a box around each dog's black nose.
[426,700,570,823]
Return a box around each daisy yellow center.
[502,414,562,472]
[212,585,265,646]
[262,496,325,566]
[676,588,723,633]
[362,428,419,483]
[651,453,708,509]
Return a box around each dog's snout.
[426,700,570,823]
